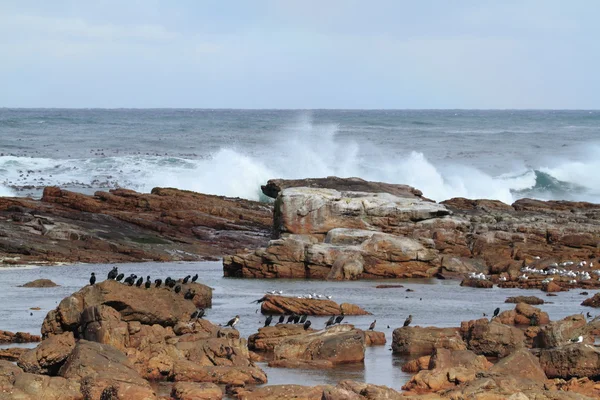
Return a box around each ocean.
[1,108,599,203]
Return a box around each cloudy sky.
[1,1,598,109]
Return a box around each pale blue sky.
[1,1,598,108]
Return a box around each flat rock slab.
[505,296,545,305]
[0,330,41,344]
[260,295,370,316]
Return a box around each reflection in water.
[0,261,597,389]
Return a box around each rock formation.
[0,186,272,265]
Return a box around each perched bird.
[299,315,307,323]
[174,285,182,294]
[325,316,335,328]
[135,277,143,287]
[124,274,135,285]
[368,320,376,331]
[107,267,118,280]
[278,315,285,324]
[165,277,172,286]
[334,315,344,324]
[493,307,500,318]
[89,272,96,285]
[154,278,162,288]
[303,320,312,330]
[182,275,191,284]
[184,289,195,300]
[225,315,240,328]
[168,279,176,289]
[115,273,124,282]
[287,314,295,324]
[294,315,301,324]
[251,296,267,304]
[403,315,413,327]
[587,312,592,319]
[264,315,273,327]
[191,308,205,321]
[144,276,151,289]
[191,274,198,283]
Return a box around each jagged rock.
[260,295,370,316]
[460,319,525,357]
[495,303,550,326]
[18,332,75,375]
[536,314,590,349]
[41,280,211,337]
[0,330,41,344]
[582,293,600,308]
[0,186,272,265]
[540,343,600,379]
[19,279,59,288]
[392,326,466,355]
[272,325,365,366]
[58,340,156,399]
[0,347,26,362]
[171,382,223,400]
[505,296,545,305]
[402,348,492,392]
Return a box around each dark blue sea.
[1,109,599,202]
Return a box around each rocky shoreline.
[3,178,600,398]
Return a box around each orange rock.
[260,295,370,316]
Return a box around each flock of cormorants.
[88,267,205,324]
[87,268,415,333]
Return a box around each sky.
[0,1,598,109]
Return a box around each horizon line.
[1,107,599,112]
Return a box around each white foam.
[2,119,599,203]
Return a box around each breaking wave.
[1,118,598,204]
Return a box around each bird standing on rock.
[115,273,124,282]
[287,314,295,324]
[278,315,285,324]
[191,274,198,283]
[184,289,195,300]
[107,267,118,280]
[225,315,240,328]
[191,308,205,321]
[89,272,96,285]
[135,277,143,287]
[264,315,273,327]
[144,276,151,289]
[182,275,191,284]
[294,315,301,324]
[334,315,344,324]
[493,307,500,319]
[174,285,181,294]
[303,320,312,330]
[154,279,162,288]
[299,315,307,323]
[325,316,335,328]
[369,320,376,331]
[403,315,413,327]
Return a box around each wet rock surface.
[260,295,370,316]
[19,279,59,288]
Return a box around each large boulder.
[248,325,316,352]
[10,371,82,400]
[272,325,365,367]
[260,295,370,315]
[58,340,156,399]
[505,296,545,305]
[536,314,589,348]
[403,348,491,392]
[540,343,600,379]
[581,293,600,307]
[460,319,525,357]
[490,348,547,382]
[41,280,211,337]
[274,187,450,236]
[495,303,550,326]
[17,332,75,375]
[392,326,466,355]
[169,360,267,385]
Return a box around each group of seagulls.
[517,260,600,283]
[297,293,333,300]
[468,272,488,281]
